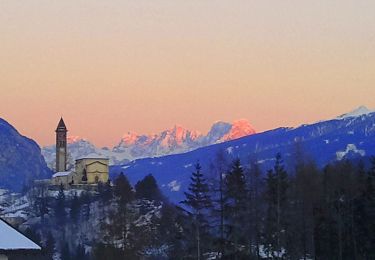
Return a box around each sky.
[1,1,374,147]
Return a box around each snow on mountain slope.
[111,110,375,203]
[220,119,256,141]
[337,106,374,119]
[42,119,256,167]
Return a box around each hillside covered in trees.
[7,149,375,259]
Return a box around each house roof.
[52,171,71,178]
[0,218,41,251]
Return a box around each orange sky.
[1,1,374,147]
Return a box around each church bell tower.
[56,117,68,172]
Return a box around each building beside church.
[51,118,109,187]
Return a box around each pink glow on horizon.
[0,1,375,147]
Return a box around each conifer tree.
[181,162,212,260]
[60,242,71,260]
[224,159,248,259]
[210,150,229,257]
[55,183,66,225]
[135,174,163,201]
[44,231,55,260]
[73,243,88,260]
[361,157,375,257]
[264,153,288,258]
[102,179,113,202]
[70,192,80,223]
[247,160,264,259]
[104,172,135,255]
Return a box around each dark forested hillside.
[17,153,375,259]
[111,112,375,203]
[0,118,52,191]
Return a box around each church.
[51,118,109,187]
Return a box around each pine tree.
[114,172,134,204]
[288,158,320,259]
[361,157,375,258]
[104,172,135,255]
[247,160,264,259]
[211,151,228,257]
[60,241,71,260]
[44,231,55,260]
[73,243,88,260]
[224,159,248,259]
[70,192,80,223]
[181,162,212,260]
[24,227,41,245]
[55,183,66,226]
[263,153,288,258]
[135,174,163,201]
[101,179,113,202]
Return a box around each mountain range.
[1,105,374,197]
[41,119,256,169]
[110,106,375,203]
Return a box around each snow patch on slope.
[337,106,374,119]
[167,180,181,192]
[336,144,366,160]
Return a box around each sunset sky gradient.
[1,1,374,147]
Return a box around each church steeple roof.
[56,117,67,132]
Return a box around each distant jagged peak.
[220,119,256,141]
[120,131,141,146]
[165,124,202,141]
[337,105,374,119]
[67,135,87,144]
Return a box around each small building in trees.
[0,218,42,260]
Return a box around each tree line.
[178,152,375,259]
[24,151,375,259]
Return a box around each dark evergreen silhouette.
[181,162,212,260]
[55,183,66,226]
[224,159,249,259]
[135,174,163,201]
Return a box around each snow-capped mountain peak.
[337,106,374,119]
[67,135,88,144]
[220,119,256,142]
[42,119,257,167]
[120,132,142,147]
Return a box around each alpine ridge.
[42,119,256,167]
[111,106,375,203]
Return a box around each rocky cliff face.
[0,118,52,191]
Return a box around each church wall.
[51,175,69,186]
[75,158,109,184]
[86,163,108,173]
[87,172,109,183]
